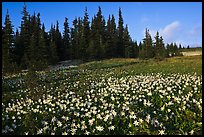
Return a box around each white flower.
[133,120,139,126]
[85,130,90,135]
[132,115,136,119]
[167,87,171,91]
[139,118,143,123]
[146,114,151,123]
[62,131,68,135]
[88,119,95,126]
[51,116,57,123]
[189,130,194,135]
[108,125,115,131]
[161,105,165,111]
[96,126,104,131]
[57,121,62,127]
[158,129,165,135]
[147,92,152,96]
[37,129,43,135]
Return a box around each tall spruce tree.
[105,15,112,58]
[2,9,15,73]
[141,28,154,59]
[123,24,131,58]
[19,3,30,69]
[117,7,124,58]
[111,14,117,58]
[82,7,90,60]
[55,21,63,61]
[63,17,70,60]
[48,24,58,64]
[71,18,79,59]
[95,6,105,59]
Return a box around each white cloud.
[159,21,180,42]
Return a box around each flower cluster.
[2,69,202,135]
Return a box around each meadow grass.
[79,55,202,75]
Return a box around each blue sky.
[2,2,202,47]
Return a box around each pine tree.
[179,44,182,49]
[158,36,166,60]
[78,17,84,60]
[105,15,112,58]
[154,31,165,60]
[37,27,48,69]
[19,3,30,69]
[87,16,97,60]
[82,7,90,60]
[71,18,79,59]
[123,24,131,58]
[95,6,105,59]
[117,7,124,58]
[48,24,58,64]
[2,9,16,73]
[55,21,63,61]
[141,28,154,59]
[14,28,21,66]
[110,14,117,58]
[63,17,70,60]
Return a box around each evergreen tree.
[14,28,21,66]
[117,7,124,57]
[104,15,112,58]
[87,16,97,60]
[55,21,63,61]
[123,24,131,58]
[48,24,58,64]
[82,7,90,60]
[130,40,138,58]
[179,44,182,49]
[78,17,84,60]
[95,6,105,59]
[63,17,70,60]
[110,14,117,58]
[19,3,30,69]
[141,28,154,59]
[37,26,48,69]
[154,31,166,60]
[2,9,15,73]
[71,18,79,59]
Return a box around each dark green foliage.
[63,17,70,60]
[154,32,166,60]
[139,28,154,59]
[117,7,124,58]
[2,4,183,75]
[2,10,16,74]
[123,24,132,58]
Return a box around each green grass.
[78,55,202,75]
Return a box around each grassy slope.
[78,55,202,75]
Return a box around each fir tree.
[117,7,124,58]
[63,17,70,60]
[19,3,30,69]
[2,9,15,73]
[82,7,90,60]
[123,24,131,58]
